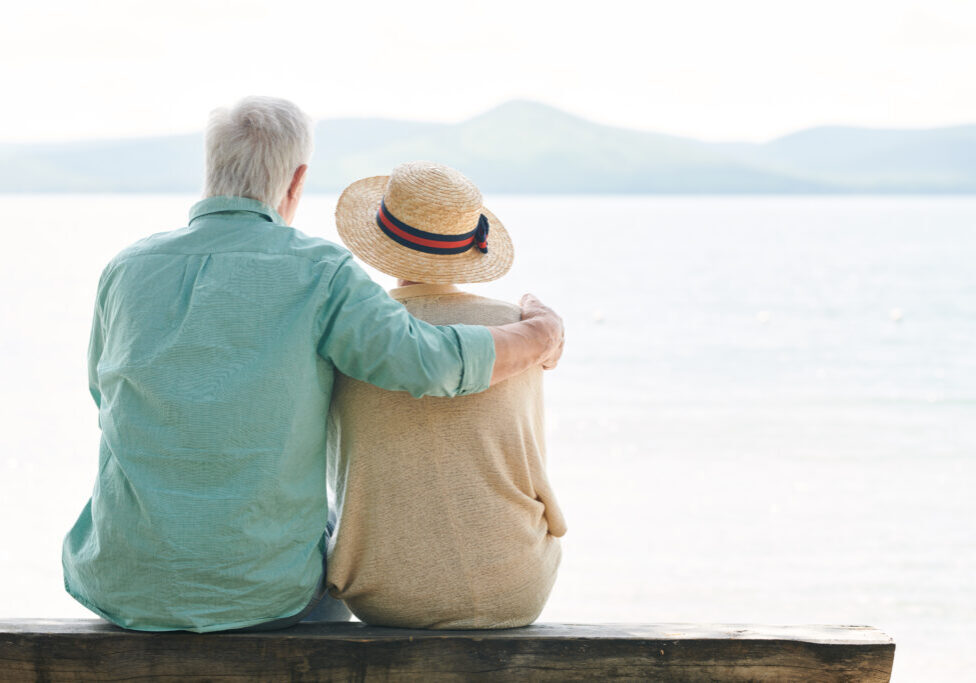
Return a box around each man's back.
[327,284,567,629]
[63,198,345,631]
[63,198,497,632]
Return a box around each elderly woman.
[62,99,564,633]
[326,162,567,629]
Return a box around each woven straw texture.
[335,162,513,284]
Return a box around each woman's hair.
[204,96,313,207]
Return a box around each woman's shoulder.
[402,291,521,327]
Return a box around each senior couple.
[62,96,566,632]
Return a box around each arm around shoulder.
[316,256,497,398]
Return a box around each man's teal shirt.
[62,196,495,632]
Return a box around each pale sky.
[3,0,976,143]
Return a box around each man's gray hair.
[205,96,314,208]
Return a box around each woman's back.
[326,283,566,629]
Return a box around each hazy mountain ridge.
[2,100,974,193]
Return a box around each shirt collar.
[389,283,461,301]
[189,196,286,226]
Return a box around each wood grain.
[0,620,895,682]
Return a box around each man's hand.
[488,294,565,385]
[519,294,564,370]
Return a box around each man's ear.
[288,164,309,198]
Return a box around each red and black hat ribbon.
[376,200,489,255]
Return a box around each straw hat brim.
[335,175,513,284]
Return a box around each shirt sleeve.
[316,256,495,398]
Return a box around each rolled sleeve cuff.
[451,324,495,396]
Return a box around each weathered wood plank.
[0,620,895,682]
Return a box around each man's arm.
[317,257,563,397]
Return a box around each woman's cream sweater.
[325,284,566,629]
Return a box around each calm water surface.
[0,194,973,680]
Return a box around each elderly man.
[62,96,564,633]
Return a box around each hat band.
[377,200,488,255]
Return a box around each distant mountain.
[734,125,976,191]
[2,100,975,193]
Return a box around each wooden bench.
[0,620,894,681]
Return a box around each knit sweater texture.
[326,284,566,629]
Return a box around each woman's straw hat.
[335,161,513,284]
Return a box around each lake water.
[1,194,973,680]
